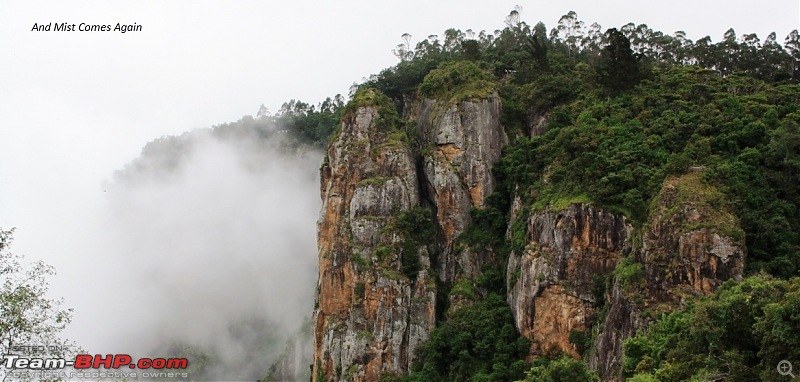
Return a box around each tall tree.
[551,11,585,55]
[392,33,415,62]
[525,21,550,71]
[785,29,800,81]
[595,28,642,95]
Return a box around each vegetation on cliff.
[623,275,800,381]
[321,7,799,381]
[0,228,81,381]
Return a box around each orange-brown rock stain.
[531,285,588,358]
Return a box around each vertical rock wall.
[506,204,630,358]
[416,93,508,282]
[590,171,745,380]
[312,106,435,381]
[312,93,508,381]
[506,180,745,379]
[312,91,745,382]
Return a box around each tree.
[595,28,642,94]
[785,29,800,81]
[624,275,800,381]
[551,11,585,55]
[0,228,79,381]
[520,356,600,382]
[504,5,523,29]
[526,22,550,71]
[392,33,415,62]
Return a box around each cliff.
[312,97,435,381]
[416,95,508,282]
[312,89,746,381]
[589,171,745,379]
[506,204,630,359]
[311,89,508,381]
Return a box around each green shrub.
[344,88,401,132]
[623,275,800,381]
[568,329,592,357]
[615,258,645,291]
[409,294,530,381]
[354,282,365,301]
[520,355,599,382]
[419,61,496,104]
[396,207,436,279]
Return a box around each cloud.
[74,127,321,379]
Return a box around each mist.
[60,120,322,380]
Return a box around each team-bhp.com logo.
[2,353,190,380]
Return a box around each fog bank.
[67,125,321,380]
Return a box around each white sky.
[0,0,798,352]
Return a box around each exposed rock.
[588,278,648,380]
[313,89,750,382]
[416,93,508,282]
[590,172,746,380]
[639,173,745,300]
[527,110,550,137]
[312,106,435,382]
[312,91,509,380]
[507,204,630,358]
[505,173,745,380]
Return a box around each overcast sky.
[0,0,798,353]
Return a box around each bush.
[396,207,436,279]
[520,356,599,382]
[410,294,530,381]
[419,61,496,104]
[623,275,800,381]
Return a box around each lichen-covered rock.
[527,110,549,137]
[587,278,648,380]
[590,172,746,380]
[639,172,745,300]
[506,204,630,358]
[312,90,749,382]
[416,93,508,282]
[312,105,435,382]
[312,90,509,380]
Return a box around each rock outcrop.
[416,94,508,282]
[312,104,436,381]
[590,172,746,380]
[506,173,745,380]
[312,91,508,381]
[312,86,745,382]
[506,204,630,358]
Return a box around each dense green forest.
[274,9,800,381]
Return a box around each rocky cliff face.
[504,172,745,380]
[312,93,508,381]
[312,90,745,382]
[312,105,435,381]
[506,204,630,358]
[589,171,746,380]
[416,95,508,282]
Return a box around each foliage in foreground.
[519,356,599,382]
[0,228,80,382]
[623,275,800,381]
[406,293,530,382]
